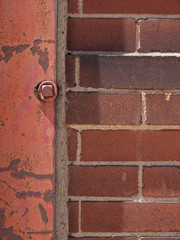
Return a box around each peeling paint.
[0,44,29,63]
[39,204,48,223]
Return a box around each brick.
[66,55,76,87]
[82,202,180,232]
[80,55,180,89]
[67,128,77,161]
[68,201,79,233]
[67,18,135,51]
[66,92,142,125]
[146,93,180,125]
[81,130,180,162]
[68,0,79,13]
[139,20,180,52]
[68,166,138,197]
[83,0,180,14]
[143,167,180,197]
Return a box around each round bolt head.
[37,81,58,102]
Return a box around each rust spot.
[0,208,24,240]
[38,48,49,72]
[43,191,54,201]
[0,120,5,129]
[9,211,14,216]
[0,226,24,240]
[10,159,21,167]
[33,39,43,45]
[1,44,29,62]
[16,191,41,199]
[22,207,29,217]
[39,204,48,223]
[15,44,29,54]
[30,41,49,72]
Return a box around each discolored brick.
[143,167,180,197]
[146,93,180,125]
[80,55,180,89]
[66,92,142,125]
[67,18,135,51]
[139,19,180,52]
[83,0,180,14]
[82,202,180,232]
[68,166,138,197]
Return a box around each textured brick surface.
[146,93,180,125]
[79,55,180,89]
[143,167,180,197]
[68,0,79,13]
[82,202,180,232]
[81,130,180,162]
[139,20,180,52]
[66,55,76,87]
[83,0,180,14]
[68,166,138,197]
[66,92,142,125]
[67,128,77,161]
[68,201,79,233]
[67,18,135,51]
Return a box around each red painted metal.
[0,0,56,239]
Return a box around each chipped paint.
[165,92,172,101]
[0,0,56,238]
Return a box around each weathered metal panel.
[0,0,56,239]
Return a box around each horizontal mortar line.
[70,232,180,237]
[68,13,180,19]
[68,196,180,202]
[67,51,180,57]
[66,124,180,130]
[68,161,180,166]
[67,87,180,93]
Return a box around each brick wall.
[66,1,180,239]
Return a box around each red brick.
[68,0,79,13]
[67,18,135,51]
[83,0,180,14]
[80,55,180,89]
[82,202,180,232]
[66,55,76,87]
[68,201,79,233]
[67,128,77,161]
[66,92,142,125]
[81,130,180,162]
[68,166,138,197]
[143,167,180,197]
[139,20,180,52]
[146,93,180,125]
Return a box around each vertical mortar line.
[76,130,82,163]
[138,165,143,200]
[75,56,80,87]
[79,200,82,233]
[56,0,68,239]
[135,20,140,52]
[79,0,83,15]
[142,92,147,124]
